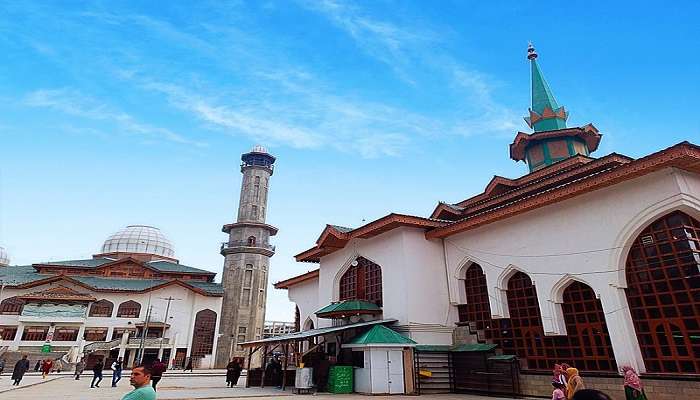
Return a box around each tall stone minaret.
[216,145,277,367]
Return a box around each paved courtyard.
[0,371,531,400]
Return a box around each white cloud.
[23,88,206,147]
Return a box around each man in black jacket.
[11,355,30,386]
[91,359,104,388]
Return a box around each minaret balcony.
[220,241,276,257]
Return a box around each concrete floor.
[0,373,533,400]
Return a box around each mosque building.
[268,45,700,397]
[0,225,223,369]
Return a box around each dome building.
[0,224,223,370]
[97,225,176,262]
[268,45,700,397]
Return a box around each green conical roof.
[531,59,561,115]
[348,324,416,345]
[525,44,568,132]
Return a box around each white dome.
[100,225,175,258]
[0,246,9,266]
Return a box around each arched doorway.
[625,211,700,373]
[190,309,217,365]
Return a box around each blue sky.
[0,1,698,320]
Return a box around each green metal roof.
[315,300,381,316]
[42,258,113,267]
[415,343,497,352]
[452,343,498,352]
[0,265,50,285]
[147,260,215,275]
[348,324,416,345]
[240,319,398,347]
[70,276,168,291]
[488,355,517,361]
[0,265,222,296]
[36,258,214,275]
[330,225,354,233]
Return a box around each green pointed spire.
[524,43,568,132]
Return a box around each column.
[10,322,24,351]
[118,331,129,359]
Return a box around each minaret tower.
[510,43,602,172]
[216,145,277,367]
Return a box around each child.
[552,382,566,400]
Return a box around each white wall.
[0,280,222,367]
[287,276,319,332]
[445,168,700,372]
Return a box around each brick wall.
[520,373,700,400]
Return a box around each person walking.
[226,359,242,387]
[111,357,124,387]
[91,359,104,388]
[11,355,30,386]
[121,365,156,400]
[41,358,53,379]
[184,358,194,372]
[621,366,648,400]
[566,367,586,399]
[552,381,567,400]
[33,360,41,372]
[74,359,85,380]
[0,358,6,376]
[150,358,166,391]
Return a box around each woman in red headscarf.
[621,366,648,400]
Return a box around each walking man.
[41,358,53,379]
[91,359,104,388]
[111,357,123,387]
[74,359,85,380]
[0,357,6,376]
[11,355,30,386]
[121,365,156,400]
[150,358,166,391]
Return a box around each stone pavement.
[0,374,535,400]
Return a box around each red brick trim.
[296,214,447,263]
[427,142,700,239]
[274,269,320,289]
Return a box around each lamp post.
[156,296,180,362]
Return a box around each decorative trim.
[273,269,320,289]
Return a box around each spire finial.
[527,42,538,60]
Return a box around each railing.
[128,337,169,346]
[83,338,121,352]
[221,241,275,252]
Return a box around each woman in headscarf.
[566,367,585,399]
[621,366,648,400]
[552,363,567,386]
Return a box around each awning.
[239,318,397,348]
[315,300,382,319]
[342,324,416,348]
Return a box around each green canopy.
[347,324,416,346]
[315,300,381,318]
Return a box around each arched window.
[339,257,382,306]
[625,211,700,374]
[247,236,256,246]
[457,264,491,329]
[559,281,617,371]
[190,309,217,357]
[0,297,25,315]
[116,300,141,318]
[463,271,616,371]
[89,300,114,317]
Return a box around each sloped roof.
[274,269,319,289]
[347,324,416,345]
[316,300,381,318]
[35,257,215,276]
[0,265,222,296]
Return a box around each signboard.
[21,303,87,318]
[41,343,52,353]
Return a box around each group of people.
[551,363,649,400]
